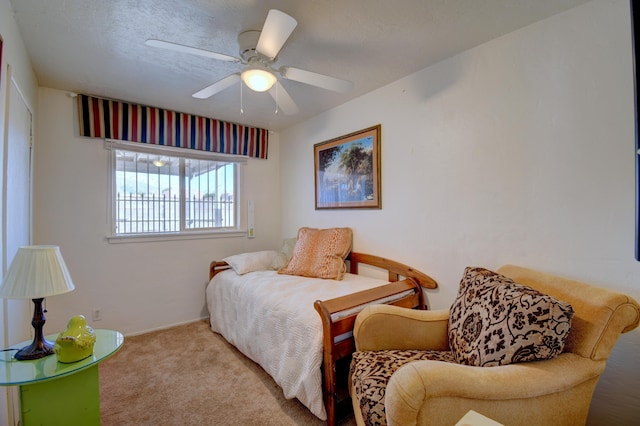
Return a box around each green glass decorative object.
[54,315,96,363]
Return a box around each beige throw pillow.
[278,227,352,280]
[269,237,297,270]
[223,250,278,275]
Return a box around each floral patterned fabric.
[448,267,574,367]
[350,350,455,426]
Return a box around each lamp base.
[14,297,55,361]
[15,338,55,361]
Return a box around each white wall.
[1,0,39,345]
[0,0,39,424]
[32,87,282,336]
[279,0,639,424]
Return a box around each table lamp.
[0,245,75,360]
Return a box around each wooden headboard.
[210,251,438,289]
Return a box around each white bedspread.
[206,269,387,420]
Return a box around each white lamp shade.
[0,245,75,299]
[241,67,277,92]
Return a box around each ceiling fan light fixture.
[241,63,277,92]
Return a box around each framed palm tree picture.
[314,124,381,209]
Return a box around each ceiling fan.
[145,9,354,115]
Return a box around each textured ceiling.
[9,0,589,131]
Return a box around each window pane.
[184,158,236,230]
[113,148,236,235]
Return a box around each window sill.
[106,230,247,244]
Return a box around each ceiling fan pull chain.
[275,83,279,115]
[240,81,244,114]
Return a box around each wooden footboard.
[314,252,437,426]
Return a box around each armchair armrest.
[385,353,606,426]
[354,304,450,352]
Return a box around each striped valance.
[77,94,269,159]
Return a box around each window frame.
[104,139,247,243]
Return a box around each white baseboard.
[124,316,209,337]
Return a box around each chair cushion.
[448,267,574,367]
[350,349,455,426]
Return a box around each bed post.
[314,300,340,426]
[209,260,231,280]
[314,277,429,425]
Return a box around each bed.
[205,229,437,425]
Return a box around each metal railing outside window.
[112,147,238,236]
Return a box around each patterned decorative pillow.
[448,267,574,367]
[278,227,352,280]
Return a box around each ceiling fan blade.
[256,9,298,60]
[268,83,299,115]
[145,39,241,63]
[192,74,241,99]
[279,67,354,93]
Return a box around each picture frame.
[314,124,381,209]
[632,0,640,261]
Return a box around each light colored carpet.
[100,320,356,425]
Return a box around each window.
[109,143,240,236]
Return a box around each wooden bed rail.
[348,252,437,289]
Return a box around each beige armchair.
[350,265,640,426]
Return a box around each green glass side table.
[0,329,124,426]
